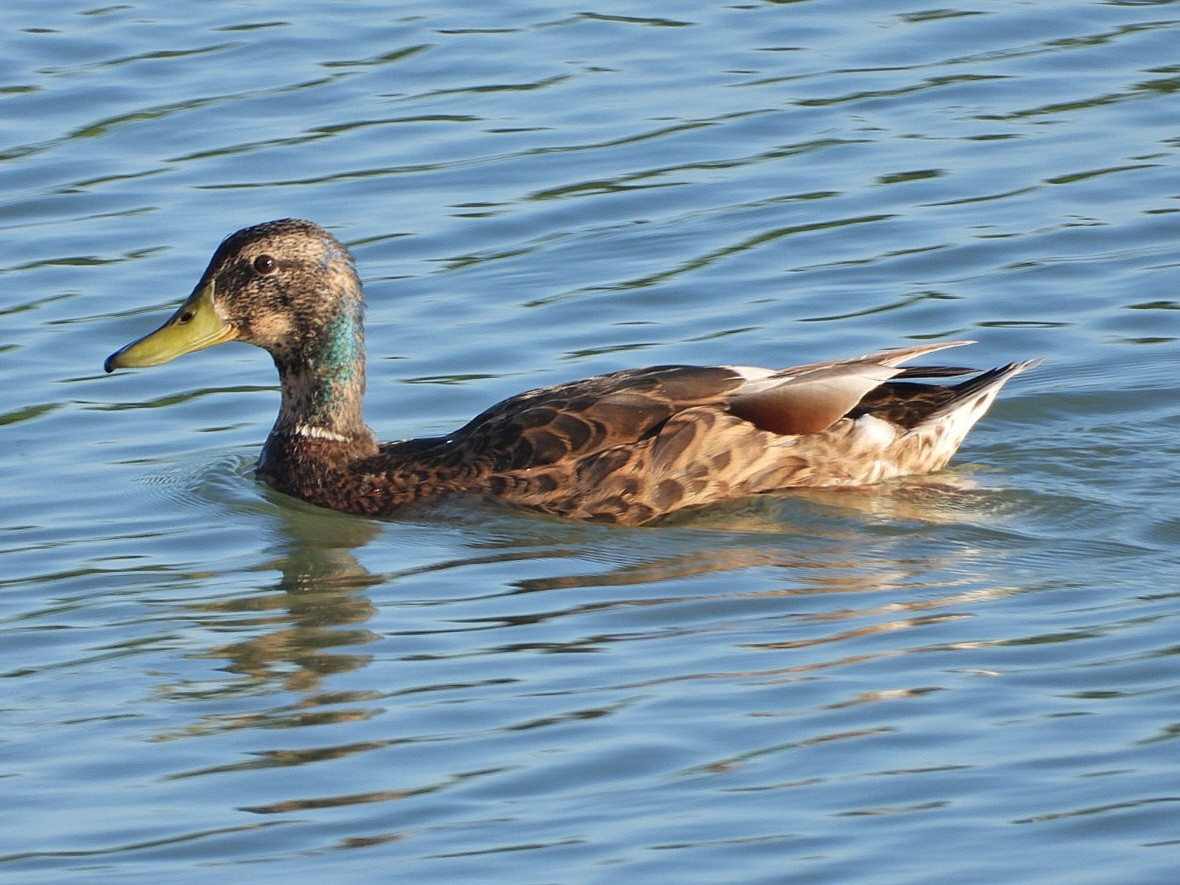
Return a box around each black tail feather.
[895,364,978,379]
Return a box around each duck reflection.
[187,502,384,697]
[173,473,1014,717]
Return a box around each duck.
[105,219,1038,525]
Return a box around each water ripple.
[2,1,1179,882]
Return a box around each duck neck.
[271,304,376,448]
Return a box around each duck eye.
[253,254,278,275]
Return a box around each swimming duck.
[105,219,1037,525]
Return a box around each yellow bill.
[104,281,237,373]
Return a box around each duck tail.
[876,357,1038,476]
[921,359,1041,424]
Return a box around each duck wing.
[440,364,747,471]
[426,341,975,472]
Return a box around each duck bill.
[104,281,237,373]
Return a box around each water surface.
[2,2,1179,883]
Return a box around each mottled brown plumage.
[105,219,1038,525]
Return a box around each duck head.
[104,219,363,373]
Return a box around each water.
[3,1,1179,882]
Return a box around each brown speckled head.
[175,218,375,448]
[105,218,375,445]
[195,218,362,365]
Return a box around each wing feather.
[433,342,987,472]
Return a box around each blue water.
[3,1,1180,882]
